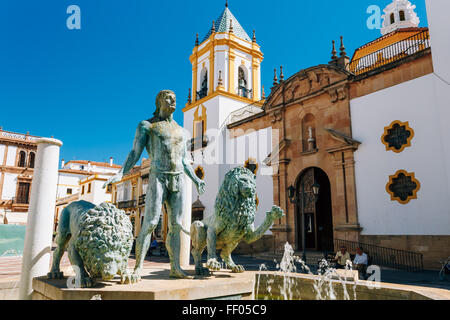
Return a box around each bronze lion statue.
[47,201,134,287]
[191,166,284,275]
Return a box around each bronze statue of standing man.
[105,90,205,279]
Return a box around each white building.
[0,129,39,225]
[54,159,121,229]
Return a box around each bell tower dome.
[381,0,420,35]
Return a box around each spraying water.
[256,242,358,300]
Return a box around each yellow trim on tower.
[193,105,207,139]
[190,34,263,64]
[229,48,235,94]
[209,46,215,95]
[183,89,263,113]
[252,58,259,101]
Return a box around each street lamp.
[287,180,320,264]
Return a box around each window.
[244,158,258,175]
[238,66,251,98]
[191,105,207,151]
[301,114,317,152]
[399,10,405,21]
[382,120,414,153]
[106,184,112,194]
[197,69,208,100]
[386,170,420,204]
[67,188,72,195]
[17,182,30,204]
[390,13,395,24]
[81,186,85,195]
[88,183,91,193]
[18,151,26,167]
[194,166,205,180]
[28,152,35,168]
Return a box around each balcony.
[117,200,136,209]
[348,30,430,76]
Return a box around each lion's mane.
[74,202,133,278]
[214,167,256,227]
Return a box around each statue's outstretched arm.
[104,121,149,188]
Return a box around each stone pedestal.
[19,138,62,300]
[32,266,255,300]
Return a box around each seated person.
[147,238,159,256]
[334,246,351,269]
[353,247,368,279]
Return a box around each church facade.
[226,0,450,269]
[184,0,450,269]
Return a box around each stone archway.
[295,167,334,252]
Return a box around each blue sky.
[0,0,428,166]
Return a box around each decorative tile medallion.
[386,170,420,204]
[381,120,414,153]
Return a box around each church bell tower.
[182,2,264,218]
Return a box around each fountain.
[0,224,25,256]
[254,242,450,300]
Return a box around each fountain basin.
[254,271,450,300]
[0,224,26,256]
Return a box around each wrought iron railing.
[117,200,136,209]
[348,30,430,76]
[334,239,424,272]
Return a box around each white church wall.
[227,127,274,232]
[425,0,450,83]
[351,74,450,235]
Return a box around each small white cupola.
[381,0,420,35]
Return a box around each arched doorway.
[295,167,333,252]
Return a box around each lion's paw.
[120,271,137,284]
[129,272,141,283]
[268,205,284,220]
[80,276,94,288]
[195,267,211,277]
[231,265,245,273]
[206,258,221,271]
[47,270,64,279]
